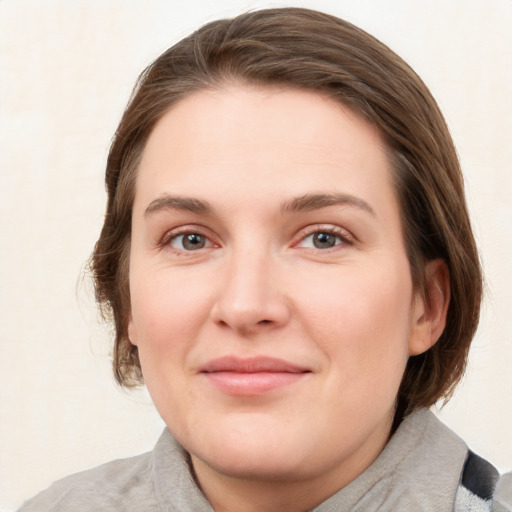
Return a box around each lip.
[199,356,311,396]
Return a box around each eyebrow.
[144,192,375,217]
[144,195,214,216]
[281,193,375,216]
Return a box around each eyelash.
[159,224,353,254]
[294,225,353,251]
[159,226,216,253]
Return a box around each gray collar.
[312,409,467,511]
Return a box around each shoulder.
[18,451,158,512]
[18,428,212,512]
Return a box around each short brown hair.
[91,7,482,413]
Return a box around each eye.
[169,232,211,251]
[296,228,350,250]
[311,232,339,249]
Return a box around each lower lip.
[203,371,308,396]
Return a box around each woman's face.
[128,86,432,490]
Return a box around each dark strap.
[461,450,500,501]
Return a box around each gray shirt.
[18,409,510,511]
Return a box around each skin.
[128,86,449,512]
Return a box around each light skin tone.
[127,86,450,512]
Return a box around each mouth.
[199,356,312,396]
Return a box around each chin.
[184,419,315,480]
[197,446,310,482]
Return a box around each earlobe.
[408,259,450,356]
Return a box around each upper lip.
[200,356,311,374]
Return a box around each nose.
[210,249,291,336]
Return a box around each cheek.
[298,263,413,376]
[128,268,212,360]
[128,271,213,420]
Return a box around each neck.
[189,420,392,512]
[191,460,341,512]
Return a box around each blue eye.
[170,233,209,251]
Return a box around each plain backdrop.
[1,0,511,510]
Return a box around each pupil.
[313,232,335,249]
[183,233,205,250]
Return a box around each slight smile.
[200,356,312,396]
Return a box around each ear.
[127,312,138,347]
[408,259,450,356]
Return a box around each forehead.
[135,85,396,217]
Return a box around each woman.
[19,7,511,511]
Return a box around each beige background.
[1,0,511,510]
